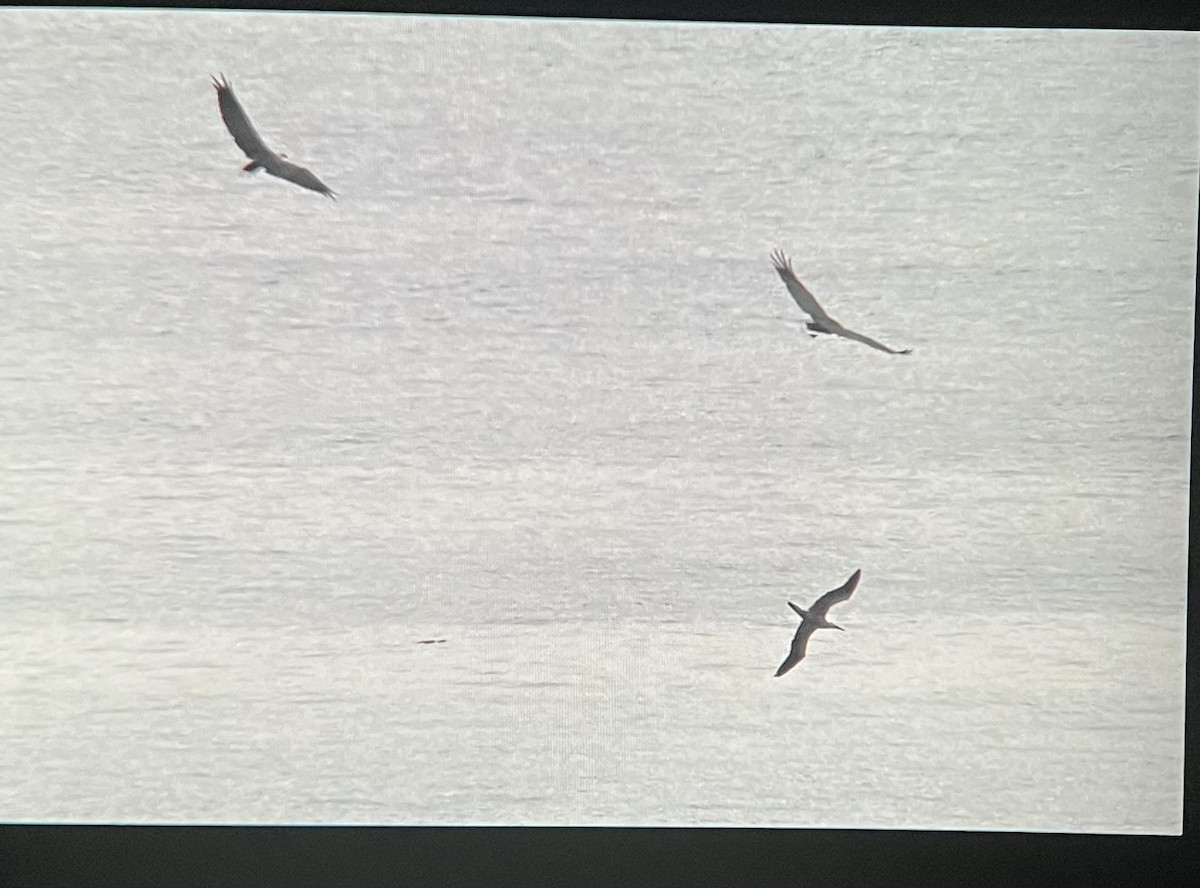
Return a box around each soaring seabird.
[770,251,911,354]
[774,569,861,677]
[211,73,337,199]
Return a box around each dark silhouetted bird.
[770,251,910,354]
[775,569,861,676]
[212,73,336,199]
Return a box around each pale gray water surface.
[0,12,1193,831]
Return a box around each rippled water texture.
[0,13,1193,832]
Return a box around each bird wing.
[774,620,816,677]
[212,73,275,161]
[809,569,862,620]
[770,250,837,326]
[825,323,912,355]
[270,157,337,199]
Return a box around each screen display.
[0,9,1191,834]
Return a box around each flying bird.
[770,251,910,354]
[774,569,861,677]
[211,73,336,199]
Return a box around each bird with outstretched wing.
[775,569,861,677]
[211,73,336,200]
[770,250,910,354]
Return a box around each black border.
[0,1,1194,886]
[3,0,1200,28]
[0,826,1191,887]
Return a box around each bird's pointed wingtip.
[775,656,802,677]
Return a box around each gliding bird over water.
[211,73,336,199]
[774,569,861,677]
[770,251,911,354]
